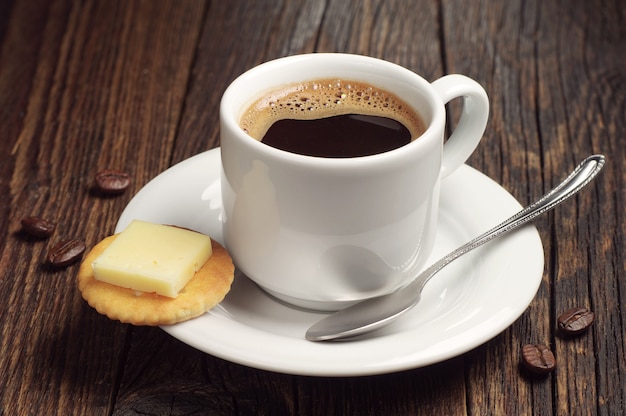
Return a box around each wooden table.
[1,1,624,414]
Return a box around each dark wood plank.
[541,1,625,414]
[114,326,471,415]
[315,0,444,81]
[443,0,626,414]
[439,1,550,413]
[0,1,206,414]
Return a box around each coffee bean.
[21,216,56,238]
[521,343,556,374]
[94,169,130,195]
[46,239,86,267]
[558,307,594,335]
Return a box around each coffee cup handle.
[431,75,489,178]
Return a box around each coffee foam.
[240,79,425,140]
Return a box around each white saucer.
[117,148,544,376]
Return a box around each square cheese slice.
[92,220,213,298]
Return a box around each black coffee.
[240,79,425,158]
[261,114,411,157]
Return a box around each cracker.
[78,235,234,325]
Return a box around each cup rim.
[220,53,445,168]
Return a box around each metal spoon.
[306,155,606,341]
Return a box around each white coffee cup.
[220,53,488,311]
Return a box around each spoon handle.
[306,155,606,341]
[416,154,606,291]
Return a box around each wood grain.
[0,0,624,414]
